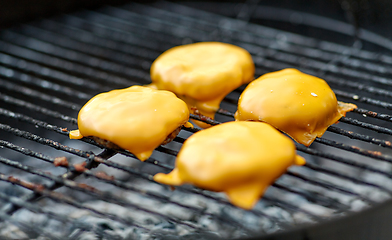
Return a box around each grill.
[1,1,392,239]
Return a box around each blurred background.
[1,0,391,54]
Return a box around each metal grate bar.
[0,141,251,232]
[149,1,392,65]
[83,153,290,227]
[0,44,150,105]
[327,126,392,149]
[0,107,174,171]
[88,141,348,218]
[0,156,204,231]
[108,4,392,87]
[296,144,392,179]
[0,31,150,83]
[0,79,81,111]
[314,138,392,164]
[98,7,390,119]
[252,58,392,100]
[3,24,163,81]
[0,191,109,238]
[82,176,253,232]
[38,6,392,114]
[190,101,392,169]
[0,41,136,88]
[285,171,374,204]
[299,162,391,196]
[4,11,392,119]
[0,56,138,98]
[1,148,115,215]
[0,123,91,158]
[339,117,392,135]
[0,66,91,101]
[249,64,392,111]
[0,103,176,171]
[247,44,392,90]
[2,2,392,237]
[334,89,392,110]
[4,70,392,150]
[3,95,391,205]
[0,110,348,223]
[3,68,392,185]
[36,17,176,54]
[259,43,392,76]
[21,24,161,62]
[271,182,349,210]
[354,108,392,122]
[0,93,78,124]
[1,106,379,214]
[87,155,287,227]
[318,41,392,64]
[0,172,150,232]
[215,103,392,142]
[63,11,182,46]
[10,27,154,80]
[27,5,392,100]
[190,111,392,165]
[322,73,392,98]
[0,52,106,91]
[246,45,392,92]
[0,140,65,165]
[303,162,392,195]
[186,115,392,188]
[0,134,354,227]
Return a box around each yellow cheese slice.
[150,42,255,128]
[154,121,305,209]
[235,68,357,146]
[69,86,191,161]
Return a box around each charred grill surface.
[1,1,392,239]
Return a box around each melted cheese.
[69,86,191,161]
[235,68,357,146]
[154,121,305,209]
[150,42,255,128]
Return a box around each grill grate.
[1,1,392,239]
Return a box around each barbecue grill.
[1,0,392,239]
